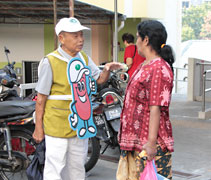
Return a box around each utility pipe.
[53,0,58,50]
[69,0,74,17]
[113,0,118,62]
[118,20,125,32]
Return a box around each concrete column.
[187,58,195,101]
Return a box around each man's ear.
[58,33,64,45]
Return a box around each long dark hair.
[137,20,174,72]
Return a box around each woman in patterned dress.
[116,20,175,180]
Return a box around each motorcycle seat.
[0,101,35,118]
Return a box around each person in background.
[122,33,145,79]
[117,20,175,180]
[33,17,124,180]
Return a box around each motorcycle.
[0,101,36,180]
[97,65,128,99]
[0,47,36,180]
[85,67,128,172]
[0,47,21,102]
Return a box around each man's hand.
[33,127,45,143]
[104,62,127,71]
[97,62,127,84]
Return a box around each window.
[182,1,190,8]
[31,62,38,83]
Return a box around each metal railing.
[174,65,188,93]
[19,83,37,98]
[196,62,211,112]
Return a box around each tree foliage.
[200,11,211,40]
[182,25,196,41]
[182,2,211,41]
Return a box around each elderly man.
[33,17,123,180]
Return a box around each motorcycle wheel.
[85,137,100,172]
[0,130,35,180]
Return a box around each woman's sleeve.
[149,66,172,107]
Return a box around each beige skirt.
[116,146,172,180]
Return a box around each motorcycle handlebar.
[98,65,129,83]
[13,80,20,87]
[10,61,15,67]
[116,72,129,83]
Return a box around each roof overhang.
[0,0,124,24]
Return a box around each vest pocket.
[51,107,69,111]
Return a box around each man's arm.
[125,57,133,69]
[32,93,48,143]
[96,62,124,84]
[96,65,110,84]
[123,45,135,70]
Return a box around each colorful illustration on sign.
[67,57,97,139]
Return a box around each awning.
[0,0,123,24]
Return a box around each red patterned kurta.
[118,58,174,152]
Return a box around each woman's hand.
[142,142,157,161]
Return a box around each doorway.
[23,61,39,96]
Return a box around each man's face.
[123,40,127,47]
[59,31,84,56]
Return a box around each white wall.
[124,0,133,17]
[159,0,187,94]
[0,24,44,63]
[160,0,182,67]
[80,23,92,57]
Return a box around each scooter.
[0,100,36,180]
[0,47,36,180]
[0,47,21,101]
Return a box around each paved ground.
[12,93,211,180]
[86,93,211,180]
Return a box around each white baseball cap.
[68,59,90,83]
[55,17,90,35]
